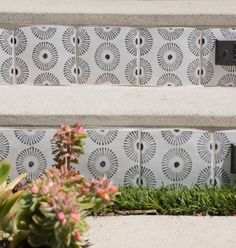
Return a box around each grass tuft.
[109,185,236,216]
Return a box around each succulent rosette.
[52,124,87,170]
[19,166,118,248]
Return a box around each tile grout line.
[137,28,141,86]
[138,129,142,186]
[12,29,16,84]
[199,28,203,86]
[210,131,216,186]
[75,26,79,84]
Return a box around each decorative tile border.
[0,26,236,86]
[212,131,236,186]
[15,26,76,85]
[140,129,211,188]
[0,29,14,84]
[77,27,138,85]
[140,28,200,86]
[1,127,235,188]
[201,28,236,86]
[77,129,140,187]
[1,129,55,181]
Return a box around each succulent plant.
[19,166,118,248]
[0,123,119,248]
[0,162,28,248]
[51,124,87,170]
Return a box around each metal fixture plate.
[231,144,236,173]
[215,40,236,65]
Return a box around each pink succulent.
[73,231,81,241]
[61,218,67,226]
[101,178,109,185]
[31,186,39,194]
[103,194,110,203]
[90,180,96,189]
[64,153,71,158]
[70,213,80,222]
[108,185,118,192]
[81,187,86,193]
[57,212,65,221]
[63,139,72,145]
[41,185,48,194]
[73,124,84,133]
[97,188,105,197]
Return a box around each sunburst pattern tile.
[77,27,138,85]
[139,28,201,86]
[212,131,236,186]
[2,127,236,189]
[0,29,14,85]
[77,129,140,187]
[14,26,76,85]
[201,28,236,86]
[140,129,211,188]
[0,129,55,182]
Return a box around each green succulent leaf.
[6,173,27,191]
[0,162,10,187]
[0,190,24,227]
[30,223,53,237]
[11,230,30,247]
[28,233,50,247]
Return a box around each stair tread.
[0,0,236,28]
[0,85,235,129]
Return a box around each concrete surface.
[0,85,236,130]
[87,215,236,248]
[0,0,236,28]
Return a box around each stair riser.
[0,26,236,87]
[1,127,236,188]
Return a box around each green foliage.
[52,124,87,170]
[110,185,236,216]
[0,162,28,247]
[19,166,118,248]
[0,124,119,248]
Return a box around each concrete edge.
[0,85,236,130]
[86,215,236,248]
[0,0,236,28]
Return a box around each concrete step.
[87,216,236,248]
[0,0,236,28]
[0,1,236,189]
[0,85,235,130]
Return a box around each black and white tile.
[139,28,201,86]
[140,129,211,188]
[211,131,236,186]
[4,128,140,187]
[15,26,76,85]
[2,26,236,86]
[77,27,138,85]
[77,129,140,187]
[0,29,14,85]
[2,127,236,188]
[0,129,55,182]
[201,28,236,86]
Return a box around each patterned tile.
[0,129,55,181]
[140,129,212,188]
[201,28,236,86]
[213,131,236,186]
[14,26,76,85]
[77,129,140,187]
[77,27,138,85]
[139,28,201,86]
[0,29,14,84]
[4,127,235,189]
[4,26,236,87]
[4,128,140,187]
